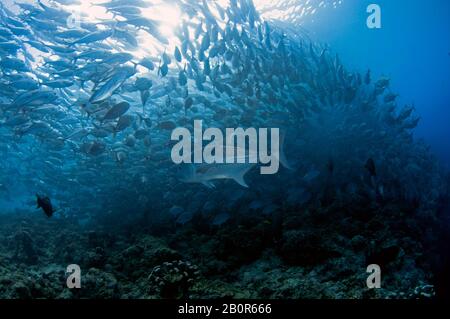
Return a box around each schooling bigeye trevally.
[0,0,445,228]
[0,0,449,301]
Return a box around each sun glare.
[141,3,182,39]
[64,0,112,24]
[54,0,185,58]
[138,3,183,57]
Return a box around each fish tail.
[230,164,253,188]
[279,131,293,170]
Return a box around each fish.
[211,212,230,226]
[82,140,107,156]
[42,80,73,89]
[114,114,134,135]
[89,67,136,104]
[179,162,255,188]
[9,78,39,91]
[70,29,114,46]
[102,102,130,121]
[135,77,153,91]
[36,194,55,218]
[12,90,58,108]
[139,58,155,70]
[365,158,377,177]
[304,169,320,182]
[0,57,29,72]
[0,0,443,239]
[175,211,194,225]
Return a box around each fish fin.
[202,181,216,189]
[233,176,249,188]
[230,164,252,188]
[279,131,293,170]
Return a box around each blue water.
[1,0,450,300]
[303,0,450,165]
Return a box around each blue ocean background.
[300,0,450,165]
[0,0,449,299]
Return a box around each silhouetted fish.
[36,194,55,218]
[365,158,377,177]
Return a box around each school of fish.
[0,0,446,226]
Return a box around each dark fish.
[178,70,188,86]
[159,63,168,77]
[36,194,55,218]
[365,158,376,177]
[174,46,182,63]
[184,96,193,110]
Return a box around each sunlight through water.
[253,0,343,25]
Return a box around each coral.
[385,284,435,299]
[83,247,107,268]
[0,211,443,299]
[148,260,201,299]
[76,268,120,299]
[277,230,340,266]
[212,225,270,267]
[11,230,39,264]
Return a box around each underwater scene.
[0,0,449,302]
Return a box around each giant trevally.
[177,138,292,188]
[179,161,255,188]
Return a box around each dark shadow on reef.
[429,180,450,300]
[1,175,448,299]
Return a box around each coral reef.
[0,197,444,300]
